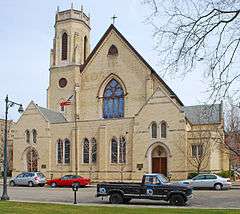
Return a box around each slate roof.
[182,104,222,125]
[36,105,67,123]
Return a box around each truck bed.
[100,182,141,185]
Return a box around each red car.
[47,175,91,188]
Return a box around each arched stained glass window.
[103,79,124,119]
[151,122,157,138]
[119,137,126,163]
[64,139,71,164]
[83,138,90,163]
[25,130,30,143]
[32,129,37,144]
[57,139,63,164]
[26,148,38,172]
[62,32,68,60]
[161,122,167,138]
[91,138,97,163]
[111,138,118,163]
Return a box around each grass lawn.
[0,201,239,214]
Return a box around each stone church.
[13,7,229,181]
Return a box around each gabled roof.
[182,104,222,125]
[36,105,67,123]
[16,101,67,125]
[80,24,183,106]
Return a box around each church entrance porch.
[146,142,170,176]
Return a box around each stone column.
[98,125,108,180]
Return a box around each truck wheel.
[123,198,131,204]
[109,193,124,204]
[169,194,185,206]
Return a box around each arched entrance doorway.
[151,146,167,176]
[26,148,38,172]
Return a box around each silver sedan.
[179,174,232,190]
[9,172,46,187]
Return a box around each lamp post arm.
[8,100,22,108]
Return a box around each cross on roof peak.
[111,15,117,25]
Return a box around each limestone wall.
[13,102,51,176]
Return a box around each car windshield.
[61,175,71,179]
[37,173,45,178]
[158,174,169,183]
[17,173,23,178]
[72,175,81,179]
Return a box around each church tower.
[47,5,90,121]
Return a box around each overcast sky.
[0,0,209,121]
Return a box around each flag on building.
[60,95,74,107]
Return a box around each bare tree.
[177,105,226,173]
[178,125,214,173]
[190,125,226,173]
[26,148,38,172]
[111,137,127,181]
[89,138,97,180]
[83,138,97,180]
[143,0,240,101]
[224,101,240,168]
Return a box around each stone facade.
[12,7,228,181]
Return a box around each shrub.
[217,170,234,178]
[1,170,12,177]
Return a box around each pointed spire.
[81,5,83,12]
[70,2,74,18]
[56,6,60,13]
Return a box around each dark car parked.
[96,173,192,206]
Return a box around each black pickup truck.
[96,173,192,206]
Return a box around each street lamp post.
[1,95,23,200]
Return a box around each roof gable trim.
[80,24,183,106]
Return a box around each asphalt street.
[0,186,239,208]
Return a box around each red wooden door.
[160,157,167,176]
[152,157,167,176]
[152,158,160,173]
